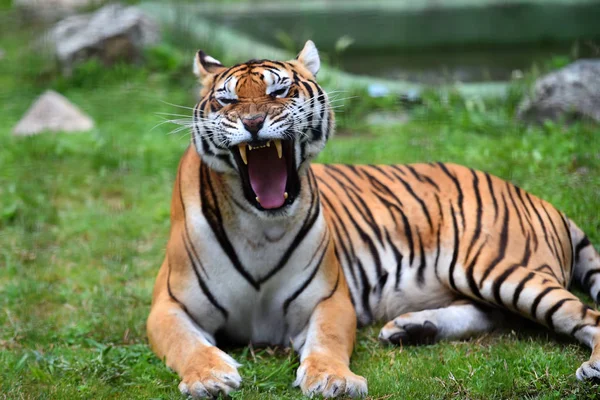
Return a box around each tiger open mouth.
[232,139,299,211]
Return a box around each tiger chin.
[147,40,600,398]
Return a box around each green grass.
[1,13,600,400]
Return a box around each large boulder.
[46,3,160,74]
[517,60,600,124]
[13,90,94,136]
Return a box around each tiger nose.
[241,114,265,136]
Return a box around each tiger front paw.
[177,347,242,398]
[576,359,600,381]
[294,354,367,398]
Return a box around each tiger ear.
[193,50,226,78]
[295,40,320,76]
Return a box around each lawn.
[1,9,600,400]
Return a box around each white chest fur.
[178,203,329,346]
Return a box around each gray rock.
[13,90,94,136]
[47,3,160,74]
[517,60,600,124]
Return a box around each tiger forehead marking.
[213,64,292,99]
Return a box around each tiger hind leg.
[378,299,504,346]
[479,263,600,381]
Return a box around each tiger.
[147,40,600,398]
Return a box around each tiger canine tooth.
[284,192,288,199]
[238,144,248,165]
[255,196,260,204]
[274,139,282,159]
[266,141,271,147]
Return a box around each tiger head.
[192,41,334,212]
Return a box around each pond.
[335,44,586,84]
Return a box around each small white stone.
[12,90,94,136]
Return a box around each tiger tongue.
[247,146,287,209]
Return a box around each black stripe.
[283,242,328,314]
[327,211,358,288]
[216,153,234,169]
[302,230,329,271]
[167,260,187,312]
[397,205,415,267]
[390,164,407,177]
[343,183,383,243]
[388,168,434,232]
[434,193,444,224]
[526,192,557,260]
[416,229,427,286]
[318,179,375,322]
[266,60,287,69]
[583,269,600,290]
[512,272,535,309]
[433,221,442,281]
[448,203,460,292]
[576,236,592,263]
[465,169,483,262]
[405,164,441,191]
[534,264,559,280]
[484,172,499,223]
[325,164,362,192]
[367,164,393,180]
[436,163,465,230]
[581,303,591,319]
[514,186,533,219]
[318,182,360,285]
[315,84,326,123]
[361,169,404,208]
[215,64,247,82]
[182,231,207,277]
[183,237,229,317]
[492,234,532,306]
[531,286,561,319]
[337,196,384,280]
[200,163,259,290]
[513,185,540,251]
[465,240,486,299]
[540,201,566,269]
[178,151,208,280]
[300,81,315,127]
[259,174,320,282]
[479,194,510,285]
[166,260,209,331]
[319,267,341,303]
[571,323,591,336]
[545,298,576,330]
[559,214,574,278]
[386,230,404,291]
[506,182,527,236]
